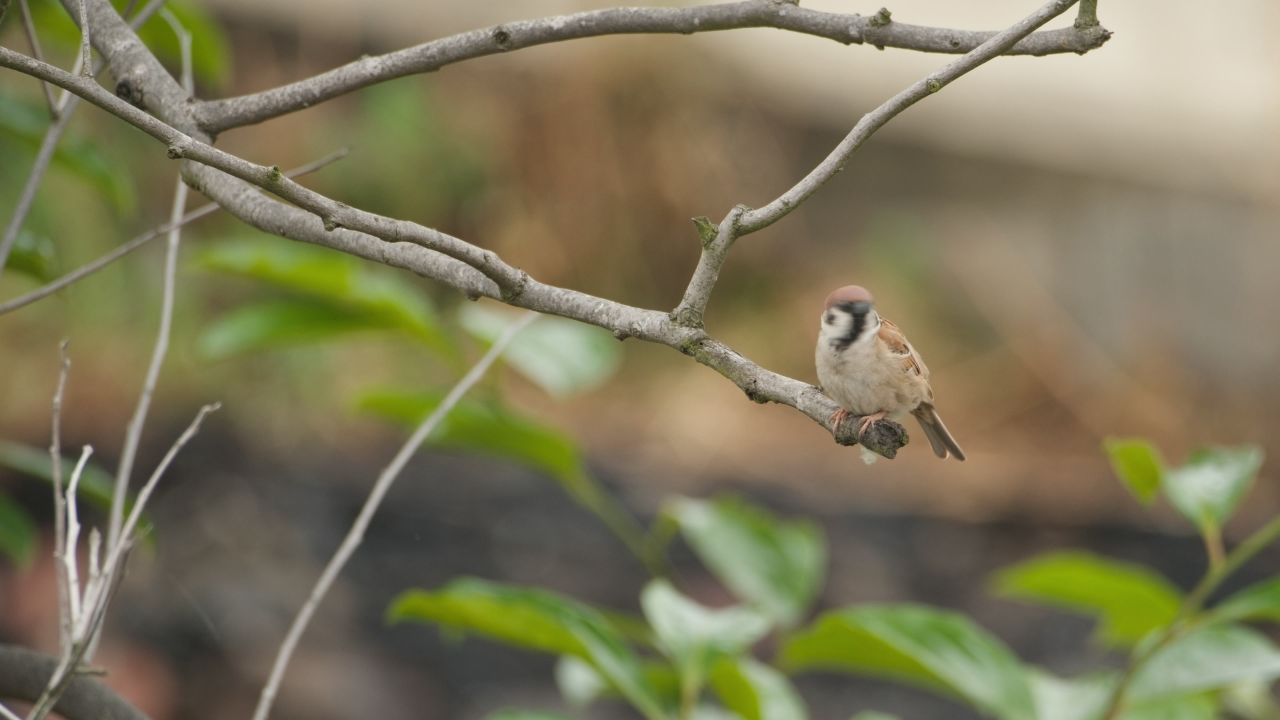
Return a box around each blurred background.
[2,0,1278,718]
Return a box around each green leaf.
[709,656,808,720]
[0,440,148,534]
[389,579,665,719]
[1029,670,1216,720]
[991,551,1182,648]
[556,656,607,708]
[199,239,449,351]
[781,604,1035,720]
[3,231,56,283]
[1132,624,1280,701]
[0,493,37,566]
[459,304,620,397]
[641,580,770,684]
[1161,446,1263,532]
[1103,438,1163,504]
[484,712,573,720]
[0,96,136,213]
[198,300,392,358]
[1209,576,1280,625]
[359,390,648,563]
[670,497,824,628]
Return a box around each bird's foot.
[857,410,888,440]
[829,408,851,429]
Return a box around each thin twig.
[107,175,188,553]
[672,0,1082,328]
[0,108,77,275]
[49,342,73,652]
[77,0,91,78]
[0,0,171,276]
[194,0,1110,134]
[158,7,190,94]
[0,147,349,316]
[250,312,538,720]
[27,404,218,720]
[16,0,58,116]
[1099,515,1280,720]
[62,446,93,630]
[0,702,22,720]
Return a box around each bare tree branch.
[251,312,537,720]
[0,149,348,316]
[674,0,1084,328]
[0,645,148,720]
[195,0,1109,134]
[48,342,73,653]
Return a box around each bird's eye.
[824,312,835,324]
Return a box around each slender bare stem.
[107,175,188,552]
[0,148,348,316]
[76,0,91,77]
[250,312,538,720]
[49,342,72,652]
[16,0,58,116]
[0,703,22,720]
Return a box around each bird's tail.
[912,404,966,461]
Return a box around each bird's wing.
[877,318,928,378]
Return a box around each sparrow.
[815,285,966,461]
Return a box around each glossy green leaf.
[0,493,36,566]
[1132,624,1280,701]
[1103,438,1163,504]
[389,579,665,718]
[709,656,808,720]
[1161,446,1263,532]
[0,97,136,213]
[198,300,390,358]
[2,231,56,283]
[200,239,448,351]
[1029,670,1216,720]
[991,551,1181,648]
[641,580,770,684]
[670,497,824,627]
[359,390,648,563]
[1208,576,1280,625]
[556,656,607,707]
[459,304,620,398]
[781,604,1035,720]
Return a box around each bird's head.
[820,285,879,348]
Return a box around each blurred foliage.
[389,443,1279,720]
[20,0,230,88]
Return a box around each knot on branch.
[869,7,893,28]
[832,413,908,459]
[492,26,513,50]
[115,79,144,109]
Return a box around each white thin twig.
[0,701,24,720]
[107,175,189,552]
[49,342,73,652]
[250,311,539,720]
[62,446,92,634]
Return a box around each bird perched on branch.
[815,285,965,461]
